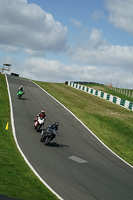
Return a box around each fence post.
[132,91,133,98]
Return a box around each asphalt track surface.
[6,75,133,200]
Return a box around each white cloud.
[69,28,133,68]
[89,28,106,47]
[1,0,133,89]
[70,44,133,68]
[71,19,82,29]
[0,0,68,53]
[8,57,132,88]
[105,0,133,34]
[92,11,104,20]
[14,57,96,82]
[67,27,133,88]
[0,44,18,53]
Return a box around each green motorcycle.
[17,90,24,99]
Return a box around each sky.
[0,0,133,88]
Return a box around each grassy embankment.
[0,73,58,200]
[34,81,133,166]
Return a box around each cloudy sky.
[0,0,133,88]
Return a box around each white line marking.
[69,156,88,163]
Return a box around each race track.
[7,75,133,200]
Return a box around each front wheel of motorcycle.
[44,137,50,146]
[40,137,43,142]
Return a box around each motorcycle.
[17,90,24,99]
[34,116,45,132]
[40,127,56,146]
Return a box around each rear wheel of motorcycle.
[36,124,41,132]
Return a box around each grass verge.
[0,73,59,200]
[34,81,133,166]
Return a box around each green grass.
[34,81,133,166]
[0,73,58,200]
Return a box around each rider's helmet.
[55,122,59,127]
[20,85,23,90]
[40,110,45,117]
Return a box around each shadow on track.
[44,142,69,148]
[19,97,28,100]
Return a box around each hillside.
[34,80,133,166]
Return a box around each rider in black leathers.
[41,122,59,142]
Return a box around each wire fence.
[110,87,133,98]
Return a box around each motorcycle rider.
[34,110,46,123]
[43,122,59,141]
[52,122,59,140]
[17,85,24,92]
